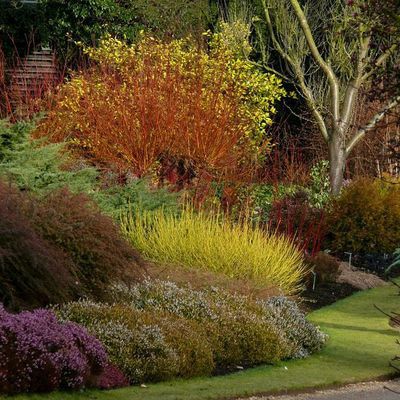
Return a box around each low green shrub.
[327,178,400,254]
[113,280,327,360]
[0,119,98,194]
[55,301,215,383]
[94,179,179,220]
[122,207,306,294]
[0,119,179,218]
[56,281,327,384]
[0,119,34,160]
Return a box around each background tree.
[253,0,400,193]
[0,0,215,62]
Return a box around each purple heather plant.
[96,363,129,390]
[0,304,107,394]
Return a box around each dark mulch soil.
[301,282,358,312]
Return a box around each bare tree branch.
[361,43,398,82]
[340,35,371,131]
[289,0,341,125]
[346,95,400,154]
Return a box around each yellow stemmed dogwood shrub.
[122,207,306,294]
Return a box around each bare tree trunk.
[328,134,346,195]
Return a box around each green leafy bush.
[0,119,34,161]
[0,0,213,61]
[306,160,331,208]
[122,206,305,294]
[57,281,326,383]
[0,126,98,195]
[327,178,400,254]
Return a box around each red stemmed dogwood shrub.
[35,36,285,185]
[0,305,107,394]
[268,191,327,256]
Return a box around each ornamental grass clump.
[0,305,107,394]
[122,207,306,294]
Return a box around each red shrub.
[0,182,77,310]
[268,191,327,256]
[96,364,129,390]
[35,37,284,186]
[26,188,145,300]
[0,182,144,310]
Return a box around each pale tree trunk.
[328,134,346,195]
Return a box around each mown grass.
[8,280,400,400]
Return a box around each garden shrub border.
[8,280,398,400]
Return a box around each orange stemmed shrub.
[35,36,285,182]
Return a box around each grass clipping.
[122,207,306,295]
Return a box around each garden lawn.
[8,281,400,400]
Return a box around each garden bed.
[6,279,399,400]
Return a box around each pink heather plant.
[0,304,107,394]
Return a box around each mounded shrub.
[327,178,400,254]
[305,252,340,286]
[96,364,129,390]
[25,188,144,300]
[113,280,327,360]
[120,280,290,369]
[0,305,107,394]
[0,182,77,310]
[56,280,326,383]
[0,182,144,310]
[36,36,285,183]
[122,207,306,295]
[55,300,215,383]
[262,296,328,358]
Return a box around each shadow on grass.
[320,322,398,337]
